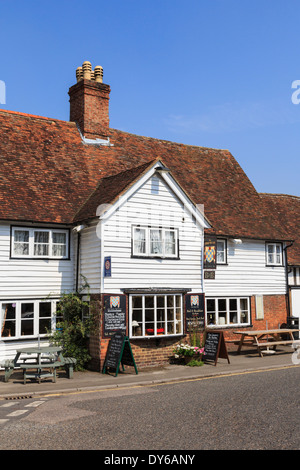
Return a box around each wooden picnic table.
[1,346,76,383]
[233,328,300,357]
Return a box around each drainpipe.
[283,240,294,321]
[73,225,86,293]
[75,232,81,293]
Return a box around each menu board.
[185,294,205,330]
[204,330,230,366]
[102,332,138,377]
[103,294,127,337]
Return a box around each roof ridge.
[260,192,300,200]
[110,127,230,152]
[0,108,74,125]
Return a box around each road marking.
[1,402,17,407]
[40,364,300,398]
[7,409,29,417]
[25,401,46,408]
[0,419,9,425]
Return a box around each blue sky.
[0,0,299,196]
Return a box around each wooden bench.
[60,357,77,379]
[1,355,77,383]
[226,339,254,345]
[254,339,300,356]
[20,362,61,384]
[0,360,15,382]
[256,340,300,347]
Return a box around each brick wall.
[87,295,102,371]
[222,293,288,343]
[87,293,188,371]
[68,79,110,140]
[88,293,288,370]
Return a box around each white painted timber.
[204,239,286,296]
[79,174,203,294]
[0,222,74,299]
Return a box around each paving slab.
[0,346,299,399]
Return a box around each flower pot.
[184,354,203,364]
[184,355,195,364]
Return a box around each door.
[291,288,300,318]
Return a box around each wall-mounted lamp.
[73,224,86,232]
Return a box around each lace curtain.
[134,228,146,254]
[52,232,66,257]
[34,231,49,256]
[14,230,29,255]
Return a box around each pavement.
[0,346,299,399]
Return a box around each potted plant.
[173,343,205,364]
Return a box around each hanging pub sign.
[204,236,217,269]
[185,293,205,331]
[104,256,112,277]
[103,294,127,337]
[102,332,138,377]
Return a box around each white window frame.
[11,227,69,259]
[132,226,179,258]
[129,293,183,338]
[217,239,227,264]
[206,297,250,327]
[266,242,283,266]
[0,299,59,340]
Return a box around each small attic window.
[151,176,159,195]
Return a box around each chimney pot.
[82,61,92,80]
[94,66,103,83]
[76,66,83,82]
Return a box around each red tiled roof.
[260,193,300,265]
[0,108,292,241]
[74,160,158,222]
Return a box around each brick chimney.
[68,61,111,140]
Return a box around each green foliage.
[49,277,94,371]
[190,330,204,348]
[185,358,204,367]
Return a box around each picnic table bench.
[233,328,300,357]
[0,347,76,383]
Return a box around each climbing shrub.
[49,278,94,371]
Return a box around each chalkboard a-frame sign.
[102,332,138,377]
[203,330,230,366]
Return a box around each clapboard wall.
[204,239,286,296]
[79,174,204,294]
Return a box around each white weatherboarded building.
[77,159,209,340]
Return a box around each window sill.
[206,324,251,329]
[131,255,180,260]
[10,256,70,261]
[130,333,183,340]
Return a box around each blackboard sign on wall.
[204,330,230,366]
[102,332,138,377]
[103,294,127,337]
[185,293,205,331]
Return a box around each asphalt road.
[0,366,299,452]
